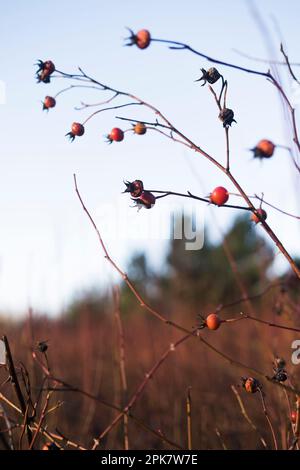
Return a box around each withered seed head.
[123,180,144,198]
[195,67,221,86]
[218,108,236,128]
[37,341,48,353]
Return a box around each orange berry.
[209,187,229,206]
[206,313,221,330]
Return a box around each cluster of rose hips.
[123,180,156,209]
[42,442,60,451]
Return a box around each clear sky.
[0,0,299,315]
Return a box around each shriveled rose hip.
[66,122,85,141]
[107,127,124,143]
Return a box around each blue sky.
[0,0,300,315]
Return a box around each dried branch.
[258,389,278,450]
[231,385,267,448]
[113,286,129,450]
[186,387,192,450]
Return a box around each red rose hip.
[107,128,124,143]
[252,139,275,159]
[43,96,56,110]
[251,208,267,224]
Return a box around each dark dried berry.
[124,180,144,198]
[219,108,236,128]
[274,357,286,370]
[195,67,221,86]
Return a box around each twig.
[238,312,300,333]
[230,192,300,220]
[113,286,129,450]
[231,385,267,448]
[258,389,278,450]
[186,387,192,450]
